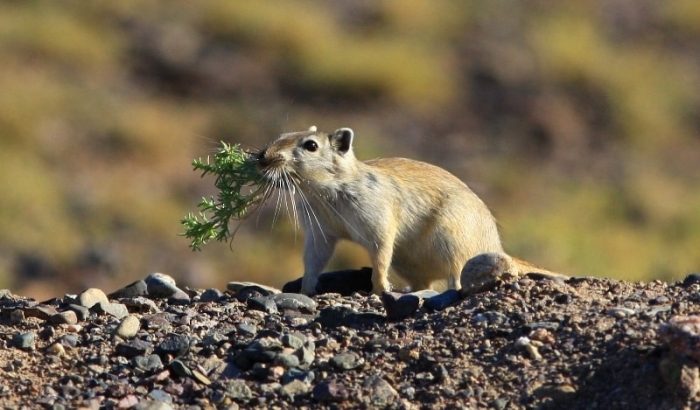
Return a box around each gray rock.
[12,331,36,350]
[116,339,152,358]
[77,288,109,309]
[281,333,305,350]
[330,352,363,370]
[313,381,349,403]
[364,375,398,407]
[148,389,173,403]
[424,289,462,311]
[24,305,59,320]
[237,322,258,337]
[145,273,188,301]
[60,334,79,347]
[296,341,315,366]
[282,368,315,384]
[169,359,192,377]
[133,354,163,372]
[225,380,252,401]
[381,292,420,321]
[157,333,190,357]
[274,353,300,368]
[199,288,223,303]
[247,296,278,314]
[272,293,317,313]
[121,296,159,313]
[116,315,141,339]
[66,304,90,321]
[316,306,384,328]
[90,301,129,319]
[109,280,148,299]
[48,311,78,325]
[280,379,310,398]
[682,273,700,287]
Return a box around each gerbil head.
[256,126,356,189]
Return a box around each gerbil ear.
[330,128,354,154]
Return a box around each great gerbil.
[256,126,561,295]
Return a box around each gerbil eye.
[303,140,318,152]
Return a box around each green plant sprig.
[181,142,265,251]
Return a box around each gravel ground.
[1,271,699,409]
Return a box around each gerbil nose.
[257,149,270,168]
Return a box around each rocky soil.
[1,270,700,409]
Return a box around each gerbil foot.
[460,252,517,296]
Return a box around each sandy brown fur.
[257,126,561,295]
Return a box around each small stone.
[46,342,65,356]
[282,368,315,384]
[660,315,700,361]
[148,389,173,403]
[91,302,129,319]
[237,322,258,337]
[77,288,109,309]
[66,304,90,321]
[9,309,24,324]
[145,273,189,303]
[12,332,36,350]
[225,380,252,401]
[363,375,398,407]
[423,289,462,311]
[280,379,310,398]
[49,311,78,325]
[381,292,420,321]
[312,381,349,402]
[682,273,700,287]
[122,297,159,313]
[281,333,305,350]
[607,307,636,318]
[157,333,190,357]
[331,352,363,370]
[200,288,224,303]
[116,315,141,339]
[169,359,192,377]
[109,280,148,299]
[247,296,278,314]
[133,354,163,372]
[192,369,212,385]
[118,394,139,408]
[297,341,316,366]
[116,339,152,358]
[530,328,555,345]
[272,293,317,313]
[60,334,79,347]
[275,353,300,368]
[24,305,59,320]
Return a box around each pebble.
[46,342,65,356]
[12,331,36,350]
[274,353,300,368]
[607,307,636,318]
[423,289,462,311]
[109,280,148,299]
[199,288,223,303]
[49,311,78,325]
[116,315,141,339]
[280,379,310,398]
[157,333,190,357]
[24,305,58,320]
[381,292,420,320]
[77,288,109,309]
[682,273,700,287]
[272,293,317,313]
[116,339,152,358]
[247,296,278,314]
[66,304,90,321]
[148,389,173,403]
[133,354,164,372]
[281,333,305,350]
[122,296,160,313]
[331,352,364,370]
[225,380,252,401]
[90,301,129,319]
[363,375,398,407]
[60,334,79,347]
[169,359,192,377]
[227,282,280,296]
[312,381,349,402]
[145,273,190,303]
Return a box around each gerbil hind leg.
[369,242,394,295]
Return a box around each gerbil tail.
[510,256,569,280]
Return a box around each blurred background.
[1,0,699,299]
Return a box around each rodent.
[257,126,563,295]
